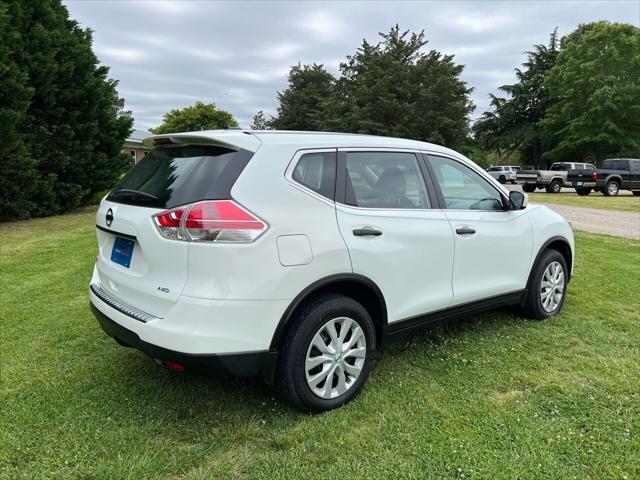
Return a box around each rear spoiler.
[143,130,261,152]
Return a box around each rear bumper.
[91,302,278,381]
[570,181,596,187]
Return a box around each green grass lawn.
[1,209,639,479]
[527,192,640,213]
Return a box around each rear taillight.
[153,200,266,243]
[154,207,188,240]
[592,171,598,181]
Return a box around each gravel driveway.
[538,203,640,239]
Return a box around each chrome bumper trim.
[90,283,159,323]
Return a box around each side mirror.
[509,191,527,210]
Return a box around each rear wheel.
[545,180,562,193]
[522,184,536,193]
[498,175,507,184]
[275,294,375,412]
[575,187,591,196]
[603,181,620,197]
[520,249,568,320]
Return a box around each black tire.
[603,180,620,197]
[575,187,592,196]
[545,179,562,193]
[498,175,507,184]
[522,184,536,193]
[275,294,376,412]
[520,249,568,320]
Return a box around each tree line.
[1,0,638,220]
[0,0,132,221]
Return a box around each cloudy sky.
[64,0,639,131]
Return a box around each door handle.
[353,226,382,237]
[455,227,476,235]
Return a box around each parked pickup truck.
[567,158,640,196]
[517,162,596,193]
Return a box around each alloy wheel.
[305,317,366,399]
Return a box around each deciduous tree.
[542,22,640,163]
[150,101,238,134]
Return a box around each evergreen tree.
[150,101,238,134]
[270,64,335,131]
[250,110,271,130]
[268,27,473,146]
[542,22,640,163]
[0,0,133,220]
[473,30,560,169]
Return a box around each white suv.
[89,130,574,412]
[487,165,518,184]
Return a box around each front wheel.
[522,184,536,193]
[498,175,507,184]
[520,249,568,320]
[275,294,376,412]
[576,187,591,196]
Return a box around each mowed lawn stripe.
[1,209,638,479]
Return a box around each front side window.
[344,152,430,209]
[428,155,505,211]
[291,151,336,200]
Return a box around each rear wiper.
[110,189,159,201]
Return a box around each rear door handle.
[455,227,476,235]
[353,226,382,237]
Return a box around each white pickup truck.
[517,162,596,193]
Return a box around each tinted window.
[550,163,569,171]
[604,159,630,170]
[291,151,336,200]
[429,155,505,211]
[344,152,430,209]
[107,145,252,209]
[630,160,640,172]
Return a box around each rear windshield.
[107,145,252,208]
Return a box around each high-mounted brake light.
[153,137,173,145]
[153,200,267,243]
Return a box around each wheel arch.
[604,174,622,185]
[527,236,573,292]
[269,273,388,352]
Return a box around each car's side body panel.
[89,131,575,385]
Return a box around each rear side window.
[291,151,336,200]
[344,152,430,209]
[107,146,252,209]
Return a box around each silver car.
[487,166,519,184]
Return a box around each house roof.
[126,129,151,143]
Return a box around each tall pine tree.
[473,30,560,169]
[0,0,132,220]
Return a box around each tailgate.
[94,200,188,318]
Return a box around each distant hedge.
[0,0,132,221]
